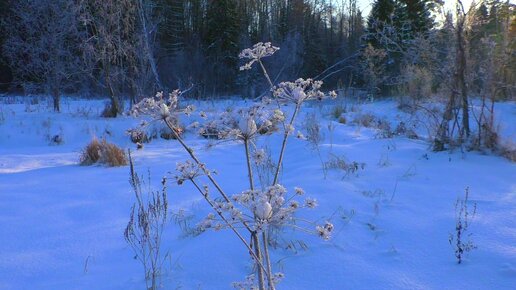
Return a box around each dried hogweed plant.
[131,42,336,290]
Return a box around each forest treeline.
[0,0,514,115]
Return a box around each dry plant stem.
[164,119,231,202]
[244,139,255,191]
[244,139,274,290]
[257,58,300,289]
[259,60,274,88]
[252,232,266,290]
[164,118,270,288]
[244,139,266,289]
[165,119,254,232]
[261,231,274,290]
[273,104,301,185]
[259,59,305,288]
[189,178,269,280]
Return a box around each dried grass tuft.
[80,138,127,167]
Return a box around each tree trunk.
[457,20,470,138]
[105,64,120,117]
[52,85,60,113]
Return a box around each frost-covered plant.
[239,42,280,72]
[125,152,169,290]
[273,78,326,104]
[323,154,365,179]
[449,187,477,264]
[131,42,336,290]
[126,127,148,144]
[198,104,284,141]
[302,112,327,178]
[131,90,195,122]
[193,184,324,236]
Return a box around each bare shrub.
[160,126,183,140]
[352,113,376,128]
[324,154,365,179]
[404,65,432,100]
[80,138,127,166]
[199,120,224,139]
[375,119,394,138]
[125,152,170,290]
[500,143,516,162]
[127,128,149,144]
[302,113,327,178]
[50,134,64,145]
[352,113,392,131]
[449,187,477,264]
[394,121,419,139]
[0,107,5,125]
[100,102,118,118]
[330,104,346,119]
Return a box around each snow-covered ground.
[0,96,515,289]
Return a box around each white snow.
[0,96,514,289]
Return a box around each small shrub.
[375,119,394,138]
[404,65,432,100]
[126,128,148,144]
[500,145,516,162]
[302,113,327,178]
[100,102,119,118]
[352,113,377,128]
[330,104,346,119]
[324,154,365,178]
[51,134,64,145]
[393,121,419,139]
[0,108,5,125]
[449,187,477,264]
[199,120,223,139]
[338,116,347,124]
[80,138,127,166]
[160,126,183,140]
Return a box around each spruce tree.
[204,0,240,93]
[0,0,12,91]
[400,0,433,36]
[366,0,396,48]
[158,0,185,56]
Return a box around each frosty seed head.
[273,78,326,105]
[239,42,279,70]
[254,199,273,220]
[304,197,318,208]
[253,149,266,165]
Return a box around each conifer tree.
[366,0,396,48]
[204,0,241,93]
